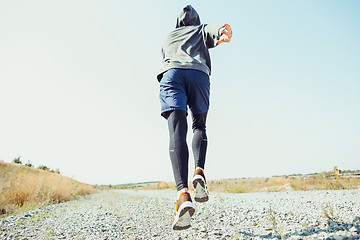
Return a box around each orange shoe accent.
[194,168,206,183]
[175,192,191,212]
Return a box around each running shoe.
[172,192,195,230]
[192,168,209,202]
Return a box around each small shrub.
[37,165,50,171]
[12,156,22,165]
[25,161,33,168]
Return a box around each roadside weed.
[267,206,285,240]
[321,201,337,225]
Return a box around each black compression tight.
[166,110,208,191]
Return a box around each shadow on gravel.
[238,221,360,239]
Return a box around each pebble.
[1,189,360,239]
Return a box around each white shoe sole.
[192,175,209,202]
[172,201,195,230]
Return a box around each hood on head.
[176,5,200,28]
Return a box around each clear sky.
[1,0,359,185]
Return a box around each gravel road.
[1,189,360,240]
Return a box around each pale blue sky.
[1,1,359,185]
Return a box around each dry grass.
[208,177,292,193]
[0,161,95,217]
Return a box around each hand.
[216,24,232,45]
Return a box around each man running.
[157,5,232,230]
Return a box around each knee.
[192,123,206,132]
[192,112,207,131]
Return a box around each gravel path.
[1,189,360,240]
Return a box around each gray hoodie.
[157,5,224,81]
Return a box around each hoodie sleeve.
[203,24,225,49]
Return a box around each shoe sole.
[193,175,209,202]
[172,201,195,230]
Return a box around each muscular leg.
[191,112,208,169]
[167,110,189,191]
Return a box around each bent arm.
[204,24,223,48]
[204,24,232,48]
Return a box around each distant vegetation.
[211,167,360,193]
[0,159,95,217]
[12,156,60,174]
[96,181,176,191]
[105,167,360,193]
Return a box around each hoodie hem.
[157,64,210,82]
